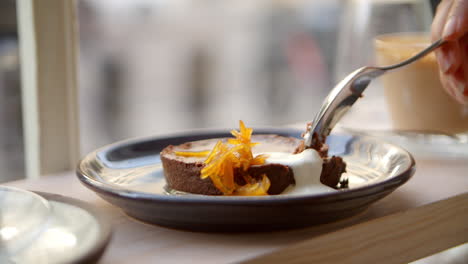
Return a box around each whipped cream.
[262,149,336,195]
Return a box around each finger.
[439,71,458,101]
[457,34,468,102]
[443,0,468,40]
[432,0,454,41]
[460,33,468,77]
[445,67,468,104]
[453,67,468,104]
[432,0,456,74]
[460,33,468,83]
[439,70,458,99]
[437,40,463,73]
[438,36,468,104]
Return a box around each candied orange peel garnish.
[199,120,270,196]
[234,174,271,196]
[174,150,211,157]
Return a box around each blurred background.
[76,0,342,152]
[0,0,437,182]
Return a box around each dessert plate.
[0,186,51,257]
[76,128,415,231]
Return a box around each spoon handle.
[304,39,445,148]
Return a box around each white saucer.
[2,192,112,264]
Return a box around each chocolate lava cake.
[160,134,346,195]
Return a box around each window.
[0,0,23,182]
[5,0,343,181]
[77,0,342,153]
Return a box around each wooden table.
[5,153,468,263]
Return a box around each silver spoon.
[304,38,446,148]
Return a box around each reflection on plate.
[3,193,112,264]
[77,128,415,232]
[340,127,468,160]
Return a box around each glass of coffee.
[373,32,468,158]
[375,33,468,134]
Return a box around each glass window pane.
[77,0,341,153]
[0,0,24,182]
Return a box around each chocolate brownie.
[160,134,346,195]
[160,135,299,195]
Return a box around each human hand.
[431,0,468,104]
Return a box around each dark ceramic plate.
[76,128,415,232]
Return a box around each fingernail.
[449,75,467,100]
[436,51,452,73]
[443,18,458,39]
